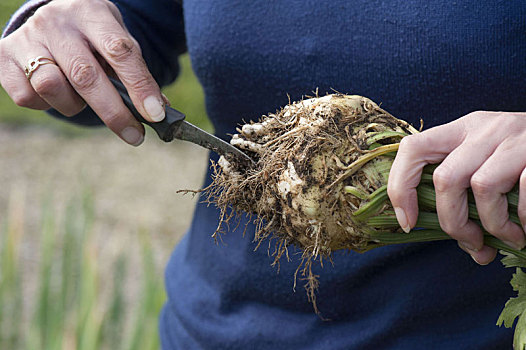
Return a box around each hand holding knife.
[109,78,254,165]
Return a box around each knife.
[109,78,254,165]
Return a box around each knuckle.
[386,181,405,205]
[68,58,98,91]
[432,165,456,193]
[127,75,153,93]
[497,138,516,153]
[470,174,494,197]
[32,74,62,98]
[85,0,118,21]
[29,4,64,30]
[438,221,458,237]
[483,218,508,236]
[398,134,420,153]
[521,172,526,189]
[105,0,119,12]
[518,208,526,226]
[91,0,111,9]
[465,110,483,118]
[439,219,468,240]
[28,9,49,30]
[102,35,135,61]
[465,111,492,123]
[64,0,92,14]
[105,1,123,19]
[12,91,37,108]
[386,183,398,202]
[100,107,125,129]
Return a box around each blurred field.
[0,128,208,349]
[0,1,210,348]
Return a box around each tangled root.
[207,94,417,313]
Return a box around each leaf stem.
[368,230,526,260]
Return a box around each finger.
[104,2,142,51]
[104,1,142,50]
[105,1,128,30]
[432,137,499,250]
[47,34,145,146]
[0,50,50,110]
[457,242,497,265]
[470,140,526,250]
[77,7,165,123]
[388,120,466,231]
[92,49,118,79]
[17,51,86,117]
[518,169,526,232]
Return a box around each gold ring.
[24,56,56,80]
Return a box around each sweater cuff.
[1,0,52,39]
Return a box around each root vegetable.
[206,94,526,341]
[210,94,524,260]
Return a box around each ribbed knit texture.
[3,1,526,349]
[166,1,525,348]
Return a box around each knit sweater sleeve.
[2,0,186,125]
[1,0,52,39]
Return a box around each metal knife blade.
[173,117,254,164]
[109,78,254,164]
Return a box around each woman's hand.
[388,111,526,265]
[0,0,165,146]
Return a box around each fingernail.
[121,127,144,146]
[394,207,411,233]
[470,254,489,266]
[144,95,165,122]
[458,241,479,252]
[503,240,525,251]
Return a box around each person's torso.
[161,1,525,348]
[185,0,526,136]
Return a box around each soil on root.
[207,94,418,314]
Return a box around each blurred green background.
[0,1,209,349]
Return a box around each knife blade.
[109,77,254,165]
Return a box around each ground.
[0,124,209,330]
[0,124,208,247]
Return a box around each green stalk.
[349,143,526,261]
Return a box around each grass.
[0,187,165,350]
[0,2,204,347]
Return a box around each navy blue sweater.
[6,0,526,348]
